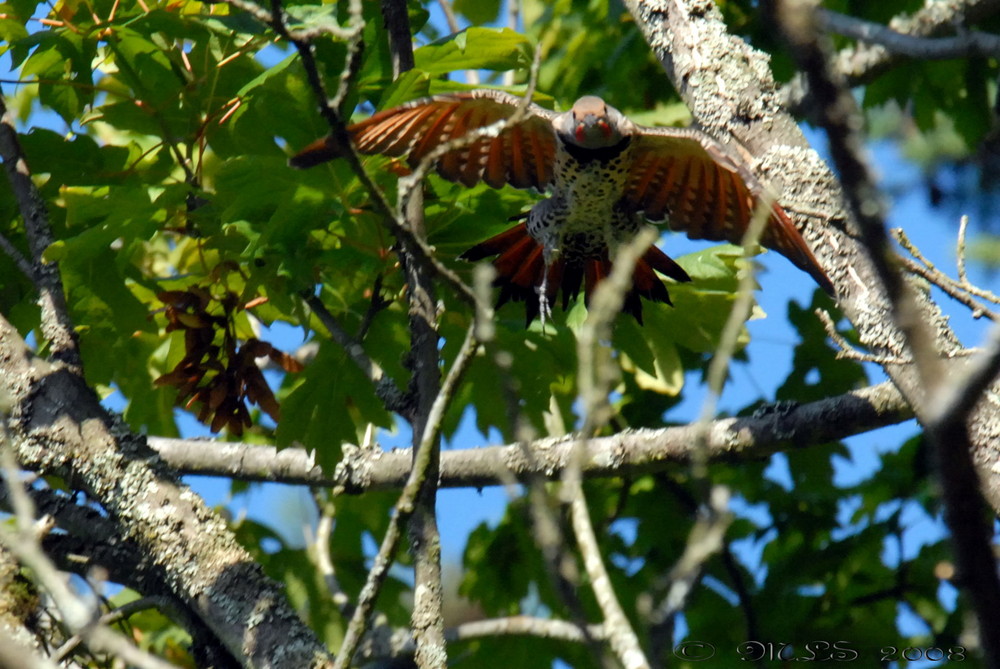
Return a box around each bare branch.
[447,616,605,644]
[698,198,771,426]
[567,475,651,669]
[232,0,479,307]
[0,230,35,282]
[226,0,359,41]
[815,308,910,364]
[648,486,731,625]
[332,323,480,669]
[330,0,365,115]
[51,596,177,663]
[958,215,971,285]
[781,0,1000,110]
[893,226,1000,319]
[577,227,659,433]
[147,381,912,490]
[818,8,1000,59]
[307,490,353,616]
[356,615,607,661]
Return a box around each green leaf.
[453,0,501,25]
[18,30,94,123]
[615,318,683,395]
[378,69,431,108]
[414,27,533,75]
[276,339,393,471]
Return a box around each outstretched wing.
[290,90,559,191]
[625,126,832,293]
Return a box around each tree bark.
[0,316,334,668]
[623,0,1000,511]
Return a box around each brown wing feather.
[290,90,558,192]
[625,127,833,293]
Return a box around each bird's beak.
[575,115,612,142]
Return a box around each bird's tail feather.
[461,223,691,325]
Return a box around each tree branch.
[305,293,411,414]
[377,2,448,666]
[0,449,176,669]
[781,0,1000,110]
[0,315,335,667]
[147,381,911,489]
[0,92,80,369]
[818,8,1000,59]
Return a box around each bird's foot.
[537,274,553,328]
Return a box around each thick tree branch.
[148,381,911,489]
[0,315,334,667]
[0,449,176,669]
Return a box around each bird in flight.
[291,90,832,323]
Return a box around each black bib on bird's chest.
[560,136,632,164]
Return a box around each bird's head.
[554,96,633,149]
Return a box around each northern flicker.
[291,90,832,322]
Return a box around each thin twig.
[307,490,352,616]
[781,0,1000,111]
[566,474,651,669]
[957,215,971,285]
[331,322,481,669]
[576,227,659,433]
[571,229,675,669]
[226,0,359,41]
[698,198,770,427]
[815,308,910,364]
[0,231,35,281]
[304,293,410,413]
[897,255,999,321]
[893,225,1000,316]
[649,487,731,624]
[446,616,605,644]
[52,596,176,663]
[330,0,365,115]
[238,0,479,306]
